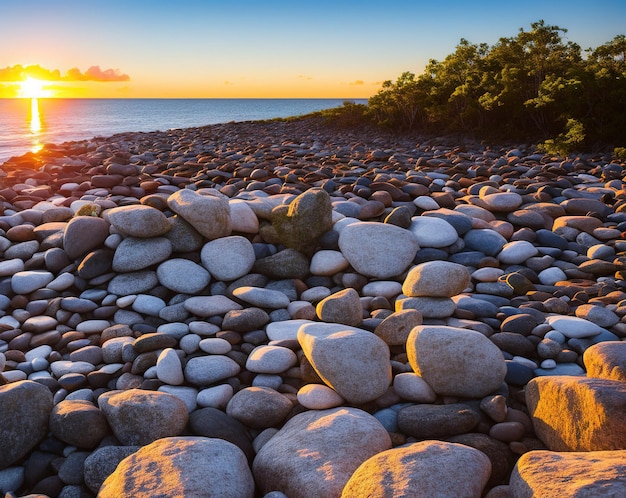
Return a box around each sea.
[0,98,367,163]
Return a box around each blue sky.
[0,0,624,97]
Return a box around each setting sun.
[18,77,52,98]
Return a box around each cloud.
[297,74,313,80]
[0,64,129,82]
[349,80,365,86]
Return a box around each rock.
[545,315,605,339]
[232,286,290,309]
[252,248,310,280]
[338,222,419,279]
[341,440,491,498]
[83,445,140,494]
[200,236,256,281]
[526,375,626,451]
[222,307,270,332]
[448,433,515,488]
[396,296,456,318]
[184,355,241,385]
[315,288,363,326]
[228,199,259,233]
[393,372,437,403]
[397,403,481,438]
[183,295,243,317]
[510,449,626,498]
[575,304,620,328]
[497,241,539,264]
[402,261,470,297]
[107,270,158,295]
[99,437,254,498]
[297,384,345,410]
[480,192,523,212]
[310,250,350,276]
[11,270,54,295]
[164,215,204,252]
[271,188,333,254]
[167,188,232,240]
[226,387,293,429]
[63,216,110,259]
[407,325,507,398]
[156,348,184,385]
[245,345,298,374]
[298,322,391,404]
[105,205,170,237]
[464,229,507,256]
[188,407,254,462]
[0,380,53,469]
[408,216,459,247]
[48,400,110,449]
[156,258,210,293]
[374,309,422,346]
[253,407,391,498]
[584,341,626,382]
[112,236,172,272]
[98,389,188,446]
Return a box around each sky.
[0,0,624,99]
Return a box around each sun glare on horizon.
[18,77,53,98]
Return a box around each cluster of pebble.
[0,118,625,497]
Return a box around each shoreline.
[1,116,625,496]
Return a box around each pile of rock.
[0,118,625,497]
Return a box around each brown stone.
[584,341,626,382]
[526,375,626,451]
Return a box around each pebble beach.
[0,116,625,497]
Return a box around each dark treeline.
[327,21,626,154]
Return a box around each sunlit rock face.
[583,341,626,382]
[253,407,391,498]
[509,449,626,498]
[341,440,492,498]
[526,375,626,451]
[98,437,254,498]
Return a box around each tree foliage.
[366,21,626,151]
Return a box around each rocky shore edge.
[0,117,625,497]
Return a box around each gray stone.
[167,189,232,240]
[106,205,170,238]
[112,237,172,272]
[253,407,391,498]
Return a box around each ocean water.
[0,98,367,163]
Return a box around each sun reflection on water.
[29,97,43,153]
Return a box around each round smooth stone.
[231,286,290,309]
[309,250,349,276]
[246,345,298,374]
[545,316,605,339]
[408,216,458,248]
[297,384,344,410]
[498,241,539,264]
[156,348,184,385]
[196,384,234,409]
[537,267,567,285]
[198,338,232,355]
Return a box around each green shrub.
[538,118,586,156]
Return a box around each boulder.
[402,261,470,297]
[407,325,507,398]
[253,407,391,498]
[298,322,391,404]
[342,440,491,498]
[583,341,626,382]
[271,188,333,254]
[167,189,231,240]
[509,449,626,498]
[338,221,419,278]
[98,389,188,446]
[99,437,254,498]
[0,380,53,469]
[525,375,626,451]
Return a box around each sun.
[18,77,53,98]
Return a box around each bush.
[538,119,586,157]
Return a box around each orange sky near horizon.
[0,0,624,99]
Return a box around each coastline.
[1,116,625,496]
